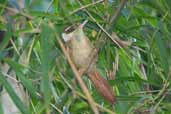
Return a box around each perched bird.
[62,21,116,104]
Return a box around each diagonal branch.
[70,0,104,14]
[76,0,128,48]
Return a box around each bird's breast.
[70,38,93,68]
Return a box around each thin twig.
[48,22,99,114]
[76,92,116,114]
[50,103,63,114]
[77,1,121,48]
[10,39,20,56]
[46,0,54,12]
[154,82,169,101]
[130,89,171,95]
[2,72,19,83]
[70,0,104,14]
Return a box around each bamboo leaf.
[155,31,168,73]
[39,23,54,108]
[0,68,30,114]
[5,58,39,99]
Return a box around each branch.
[70,0,104,14]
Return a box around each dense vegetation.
[0,0,171,114]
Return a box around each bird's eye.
[64,25,76,34]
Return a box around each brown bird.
[62,21,116,104]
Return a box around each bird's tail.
[88,71,116,104]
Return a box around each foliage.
[0,0,171,113]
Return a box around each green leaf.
[5,58,39,99]
[39,23,54,110]
[155,31,169,73]
[0,67,30,114]
[0,22,12,50]
[0,0,7,15]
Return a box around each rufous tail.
[88,71,116,104]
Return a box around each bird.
[62,21,116,104]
